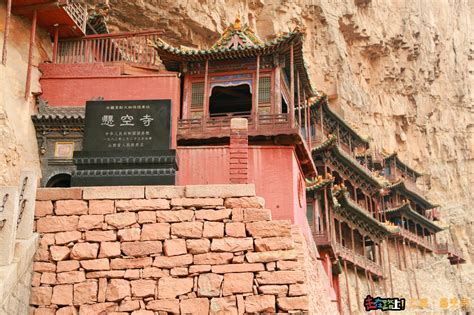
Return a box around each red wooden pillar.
[289,44,295,127]
[297,72,301,129]
[254,54,260,127]
[229,118,249,184]
[274,56,281,114]
[182,70,190,119]
[324,187,330,236]
[378,241,388,296]
[202,59,209,128]
[306,94,311,146]
[303,94,308,139]
[320,105,324,136]
[1,0,12,65]
[52,25,60,63]
[25,10,38,99]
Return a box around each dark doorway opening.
[46,173,72,187]
[209,84,252,117]
[282,96,288,114]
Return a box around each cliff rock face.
[0,4,49,185]
[93,0,472,311]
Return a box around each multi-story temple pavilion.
[15,4,465,312]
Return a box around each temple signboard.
[83,100,171,151]
[71,100,177,187]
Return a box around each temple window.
[306,201,314,230]
[191,82,205,111]
[209,84,252,117]
[258,76,271,114]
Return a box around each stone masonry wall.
[30,184,313,314]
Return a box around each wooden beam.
[351,228,361,311]
[408,243,420,299]
[343,260,352,315]
[1,0,12,65]
[394,238,402,269]
[25,10,37,99]
[379,241,388,296]
[401,239,413,298]
[386,239,394,296]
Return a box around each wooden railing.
[178,113,294,135]
[334,242,382,276]
[436,242,464,260]
[397,227,434,251]
[312,230,331,247]
[55,30,162,66]
[64,1,87,34]
[425,208,440,221]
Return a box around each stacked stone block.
[31,184,309,314]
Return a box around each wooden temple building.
[2,2,465,312]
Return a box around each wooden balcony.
[394,227,434,252]
[334,242,382,277]
[12,0,87,38]
[436,242,466,265]
[425,208,441,221]
[312,231,331,247]
[178,113,296,139]
[178,113,317,177]
[54,30,162,67]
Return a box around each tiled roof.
[384,152,422,178]
[311,95,369,147]
[387,180,437,210]
[152,19,315,96]
[306,176,334,192]
[384,202,443,232]
[32,98,84,127]
[312,136,384,188]
[333,189,393,238]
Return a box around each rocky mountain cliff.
[88,0,472,308]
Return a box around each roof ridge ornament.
[211,15,264,50]
[234,14,242,31]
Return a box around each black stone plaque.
[83,100,171,151]
[71,100,177,187]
